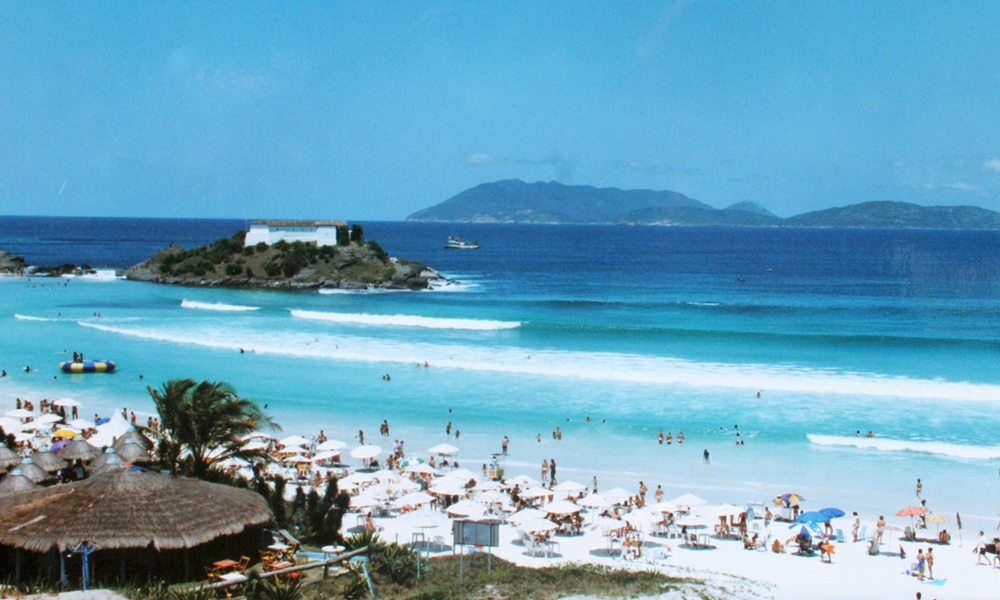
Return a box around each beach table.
[218,573,247,583]
[268,543,290,552]
[212,559,238,573]
[267,561,294,571]
[697,533,712,548]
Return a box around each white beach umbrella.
[67,419,96,430]
[647,501,681,513]
[442,468,479,482]
[243,440,269,451]
[279,435,311,447]
[520,517,558,533]
[317,439,347,451]
[428,443,460,456]
[283,455,312,463]
[53,398,81,407]
[446,499,486,516]
[477,490,509,504]
[474,479,503,491]
[430,483,468,497]
[350,494,381,509]
[6,409,34,419]
[370,469,398,482]
[14,432,34,442]
[552,480,587,493]
[0,417,23,432]
[508,475,539,487]
[393,491,435,508]
[520,486,554,499]
[35,413,63,424]
[312,450,341,462]
[385,479,420,494]
[280,445,309,454]
[350,445,382,460]
[403,462,441,475]
[509,508,548,524]
[577,494,612,509]
[342,472,376,486]
[676,515,710,528]
[396,508,451,531]
[545,500,583,516]
[624,508,660,529]
[602,487,633,503]
[670,493,708,507]
[697,504,743,519]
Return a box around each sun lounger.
[835,529,845,542]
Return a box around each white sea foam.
[181,300,261,312]
[76,321,1000,402]
[317,288,409,295]
[290,310,521,330]
[61,269,122,281]
[808,434,1000,460]
[15,314,52,321]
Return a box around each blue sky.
[2,1,1000,219]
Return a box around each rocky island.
[122,223,442,291]
[0,250,27,274]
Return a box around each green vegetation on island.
[407,179,1000,229]
[123,227,441,290]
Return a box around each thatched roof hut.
[113,427,152,452]
[0,468,271,552]
[87,447,120,472]
[31,448,68,472]
[16,458,53,484]
[0,445,20,469]
[56,437,101,462]
[0,469,40,495]
[115,438,149,463]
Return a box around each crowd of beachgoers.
[3,399,1000,599]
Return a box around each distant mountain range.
[406,180,1000,229]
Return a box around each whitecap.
[290,309,520,331]
[181,300,261,312]
[808,434,1000,461]
[14,314,52,321]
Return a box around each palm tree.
[147,379,280,477]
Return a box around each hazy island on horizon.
[407,179,1000,230]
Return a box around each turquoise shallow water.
[2,217,1000,532]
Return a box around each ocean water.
[2,216,999,531]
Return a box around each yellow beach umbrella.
[53,429,79,439]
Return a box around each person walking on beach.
[541,459,549,484]
[703,449,709,463]
[975,530,986,564]
[592,476,598,493]
[501,436,509,455]
[358,430,364,445]
[925,547,934,580]
[914,548,926,580]
[655,485,663,503]
[876,515,886,544]
[915,478,922,500]
[851,512,860,542]
[639,481,648,503]
[550,459,557,484]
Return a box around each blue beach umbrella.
[788,523,820,537]
[795,511,829,524]
[819,508,845,519]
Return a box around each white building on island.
[243,220,347,247]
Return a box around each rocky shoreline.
[120,234,443,291]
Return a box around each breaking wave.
[181,300,260,312]
[289,310,521,331]
[808,434,1000,460]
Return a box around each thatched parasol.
[0,468,272,552]
[0,445,21,469]
[87,447,121,473]
[113,427,152,453]
[17,457,53,483]
[57,436,102,462]
[91,455,124,475]
[31,448,68,472]
[115,438,149,463]
[0,469,40,495]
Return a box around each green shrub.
[243,246,255,256]
[225,263,243,276]
[256,241,269,252]
[351,224,364,243]
[366,240,389,262]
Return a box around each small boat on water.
[445,236,480,250]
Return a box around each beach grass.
[307,553,704,600]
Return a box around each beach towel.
[922,579,946,586]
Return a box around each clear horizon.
[2,2,999,220]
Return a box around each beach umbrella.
[399,456,426,470]
[788,523,820,537]
[624,508,660,529]
[429,482,468,497]
[283,455,312,463]
[393,491,435,508]
[509,508,548,524]
[519,517,558,533]
[53,398,81,407]
[35,413,63,425]
[243,440,269,451]
[50,439,69,453]
[602,487,633,503]
[508,475,539,487]
[0,445,21,469]
[350,445,382,460]
[428,443,460,456]
[795,511,830,524]
[404,462,441,475]
[819,508,845,519]
[30,448,68,472]
[477,490,509,504]
[577,494,612,509]
[317,439,347,451]
[447,499,486,516]
[280,445,309,454]
[116,438,149,463]
[779,493,805,503]
[67,419,96,430]
[520,486,554,499]
[647,501,680,514]
[53,429,79,439]
[670,493,708,508]
[370,469,398,482]
[698,504,744,519]
[342,472,377,486]
[545,500,583,516]
[474,479,503,491]
[57,436,101,462]
[311,450,341,462]
[0,417,23,433]
[442,468,479,483]
[896,506,929,517]
[16,457,52,483]
[384,479,420,494]
[349,494,380,509]
[675,515,709,528]
[0,469,39,495]
[6,409,34,419]
[396,508,451,532]
[279,435,311,447]
[552,480,588,493]
[925,514,950,535]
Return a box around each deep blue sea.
[2,216,999,530]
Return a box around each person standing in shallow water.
[703,449,709,462]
